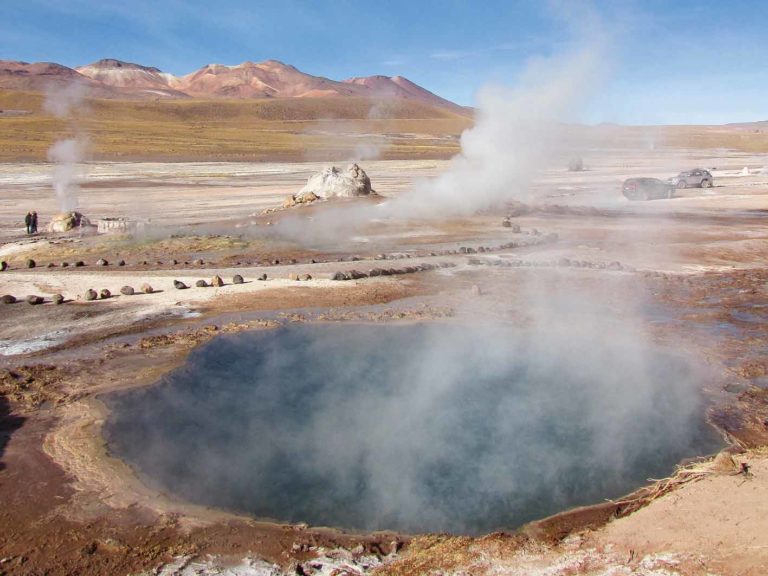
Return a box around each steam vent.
[284,163,376,207]
[105,323,720,535]
[47,211,90,232]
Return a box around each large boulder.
[48,211,90,233]
[293,163,375,203]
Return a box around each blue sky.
[1,0,766,124]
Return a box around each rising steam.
[388,46,604,217]
[47,138,88,212]
[44,82,89,212]
[275,39,606,245]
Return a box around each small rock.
[272,259,280,265]
[502,218,512,228]
[171,259,178,265]
[26,259,36,269]
[26,294,44,305]
[211,275,224,287]
[332,272,348,281]
[100,289,111,299]
[300,274,312,281]
[120,286,135,296]
[232,274,244,284]
[52,293,64,305]
[140,283,154,294]
[47,262,55,268]
[1,294,16,304]
[96,258,108,266]
[84,289,98,301]
[117,260,126,267]
[193,259,204,266]
[289,273,300,281]
[0,261,7,271]
[74,261,85,267]
[195,280,209,288]
[258,273,268,281]
[174,280,188,290]
[60,262,69,268]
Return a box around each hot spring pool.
[104,323,720,534]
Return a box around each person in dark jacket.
[31,211,38,234]
[24,212,32,234]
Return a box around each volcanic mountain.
[0,60,117,97]
[76,59,186,98]
[0,58,466,113]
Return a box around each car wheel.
[677,180,687,189]
[701,179,711,188]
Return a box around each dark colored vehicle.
[622,177,674,201]
[668,169,713,189]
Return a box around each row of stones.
[2,268,318,306]
[0,230,551,273]
[465,256,636,272]
[331,261,456,281]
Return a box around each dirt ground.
[1,147,768,575]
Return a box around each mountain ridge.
[0,58,467,114]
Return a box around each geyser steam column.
[44,82,90,224]
[48,138,87,212]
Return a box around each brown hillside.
[0,90,472,161]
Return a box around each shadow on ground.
[0,394,25,471]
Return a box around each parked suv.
[622,177,674,201]
[668,169,713,189]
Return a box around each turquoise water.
[104,323,720,534]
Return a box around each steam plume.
[275,39,606,246]
[47,138,89,212]
[44,82,89,212]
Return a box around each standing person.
[24,212,32,235]
[31,211,38,234]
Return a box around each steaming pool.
[104,323,721,535]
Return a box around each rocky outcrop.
[48,212,90,233]
[284,164,376,208]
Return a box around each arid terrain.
[2,108,768,576]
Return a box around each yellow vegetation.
[0,90,471,161]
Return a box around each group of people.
[24,211,38,235]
